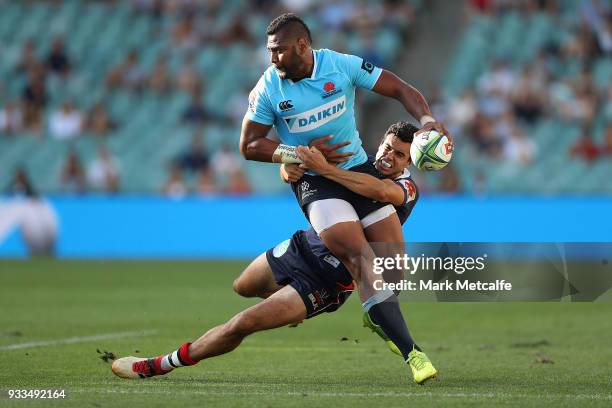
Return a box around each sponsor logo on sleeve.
[361,59,375,74]
[401,179,417,202]
[248,90,257,113]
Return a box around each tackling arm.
[239,118,353,164]
[296,146,405,206]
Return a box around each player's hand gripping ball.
[410,130,453,171]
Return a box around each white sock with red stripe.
[158,342,199,373]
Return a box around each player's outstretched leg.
[111,285,306,379]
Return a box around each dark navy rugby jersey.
[303,161,419,258]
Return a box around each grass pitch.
[1,260,611,407]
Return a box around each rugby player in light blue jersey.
[239,14,451,373]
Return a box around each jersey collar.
[394,168,411,180]
[287,50,317,85]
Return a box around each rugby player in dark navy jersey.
[112,122,436,384]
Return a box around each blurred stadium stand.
[1,0,610,196]
[0,0,420,195]
[434,0,612,194]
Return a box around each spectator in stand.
[6,167,36,197]
[45,36,71,77]
[228,84,249,125]
[195,167,217,194]
[502,126,537,165]
[85,102,117,135]
[601,125,612,155]
[596,13,612,55]
[319,0,354,31]
[88,147,120,193]
[148,55,172,93]
[469,112,503,158]
[224,168,251,195]
[106,50,145,91]
[172,12,200,52]
[211,144,242,179]
[176,53,202,93]
[570,126,600,162]
[60,150,87,193]
[21,64,47,133]
[468,0,492,14]
[0,101,22,136]
[477,59,515,98]
[131,0,164,21]
[178,133,210,174]
[358,29,385,68]
[181,90,228,125]
[216,15,253,45]
[49,101,83,140]
[448,90,477,133]
[14,39,38,76]
[604,84,612,122]
[511,65,547,125]
[163,162,188,198]
[381,0,415,33]
[348,1,384,31]
[438,165,461,194]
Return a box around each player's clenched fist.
[280,163,306,183]
[296,145,333,174]
[417,121,454,148]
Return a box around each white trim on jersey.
[395,168,411,180]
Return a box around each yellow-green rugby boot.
[407,348,437,384]
[362,312,402,357]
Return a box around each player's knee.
[233,277,253,298]
[226,311,259,337]
[324,236,357,259]
[329,237,368,266]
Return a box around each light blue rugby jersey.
[245,48,382,170]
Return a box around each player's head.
[266,13,312,80]
[375,121,418,177]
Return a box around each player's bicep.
[371,69,408,99]
[239,117,273,156]
[381,179,407,206]
[393,178,418,206]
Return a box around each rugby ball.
[410,130,453,171]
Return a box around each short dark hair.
[384,121,418,143]
[266,13,312,44]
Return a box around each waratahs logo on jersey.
[283,95,346,133]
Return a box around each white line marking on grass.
[0,330,157,351]
[68,387,612,401]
